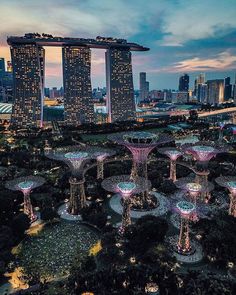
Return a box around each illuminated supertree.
[94,148,115,180]
[176,201,196,254]
[175,179,202,205]
[182,141,227,202]
[231,127,236,143]
[5,176,45,222]
[46,145,98,215]
[102,175,151,231]
[215,176,236,217]
[158,147,182,182]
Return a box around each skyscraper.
[178,74,189,91]
[197,83,208,103]
[139,72,149,100]
[207,79,224,105]
[106,48,135,122]
[0,58,6,77]
[62,46,94,125]
[10,44,45,127]
[224,77,232,101]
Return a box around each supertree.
[231,127,236,143]
[218,122,225,143]
[102,175,151,231]
[215,176,236,217]
[94,148,115,180]
[46,145,98,215]
[176,201,196,254]
[158,147,182,182]
[181,141,228,202]
[5,176,45,222]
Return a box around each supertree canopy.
[158,147,182,182]
[5,175,45,222]
[102,175,151,230]
[176,201,196,254]
[94,148,115,180]
[46,145,101,215]
[215,176,236,217]
[175,180,202,205]
[181,141,228,202]
[109,131,173,179]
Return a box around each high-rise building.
[0,58,6,77]
[10,44,45,127]
[197,83,208,103]
[106,48,135,122]
[224,77,232,101]
[207,79,224,105]
[62,46,94,125]
[178,74,189,92]
[7,61,12,72]
[139,72,149,100]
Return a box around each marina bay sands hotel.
[7,34,149,127]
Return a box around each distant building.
[171,91,189,103]
[194,73,205,99]
[224,77,232,101]
[139,72,149,100]
[207,79,224,105]
[178,74,189,92]
[0,58,5,76]
[62,46,94,125]
[10,45,45,127]
[106,48,136,122]
[7,61,12,72]
[197,83,208,103]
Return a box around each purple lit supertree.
[102,175,151,231]
[181,141,228,202]
[175,179,202,205]
[215,176,236,217]
[176,201,196,254]
[5,176,45,222]
[158,147,182,182]
[94,148,115,180]
[46,145,98,215]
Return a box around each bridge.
[198,107,236,118]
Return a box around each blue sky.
[0,0,236,89]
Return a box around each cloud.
[150,51,236,73]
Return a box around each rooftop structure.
[7,34,149,51]
[5,176,45,222]
[158,147,182,182]
[102,175,151,231]
[215,176,236,217]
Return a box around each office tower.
[198,73,205,84]
[207,79,224,105]
[0,58,5,77]
[62,46,94,125]
[10,44,45,127]
[224,77,232,101]
[197,83,208,103]
[178,74,189,91]
[106,48,135,122]
[139,72,149,100]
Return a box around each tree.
[11,213,30,237]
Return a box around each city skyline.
[0,0,236,89]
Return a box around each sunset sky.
[0,0,236,89]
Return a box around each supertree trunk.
[68,177,86,215]
[170,160,177,182]
[218,129,223,143]
[178,217,191,253]
[122,198,131,229]
[229,193,236,217]
[23,192,36,222]
[97,160,104,180]
[195,171,210,202]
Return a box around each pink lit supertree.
[109,131,173,180]
[5,175,45,222]
[181,141,228,202]
[215,176,236,217]
[94,148,115,180]
[46,145,98,215]
[176,201,196,254]
[158,147,182,182]
[175,180,202,205]
[102,175,151,231]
